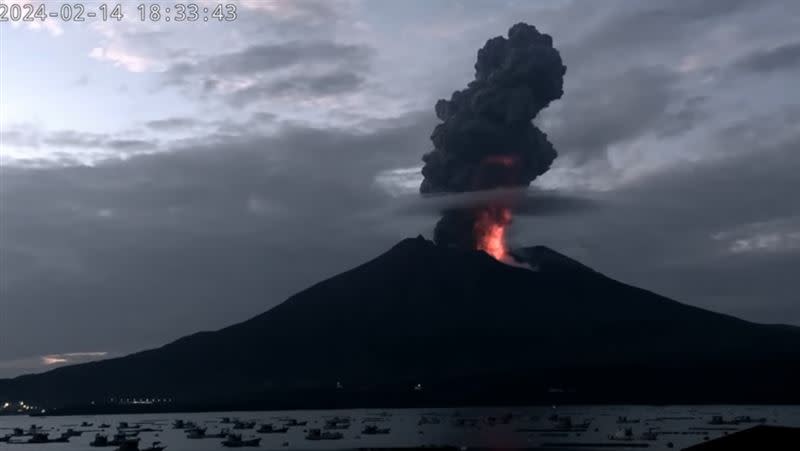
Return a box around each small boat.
[232,420,256,430]
[64,428,84,437]
[206,429,231,439]
[553,416,591,430]
[172,420,185,429]
[115,439,142,451]
[110,433,140,446]
[454,418,480,428]
[418,416,441,426]
[306,428,343,440]
[81,421,94,427]
[12,428,24,436]
[735,415,767,424]
[323,418,350,430]
[186,428,207,439]
[141,441,167,451]
[617,416,641,424]
[51,432,71,443]
[220,417,232,424]
[284,418,307,427]
[640,428,659,441]
[257,423,288,433]
[116,430,141,437]
[221,434,261,447]
[362,424,390,435]
[27,433,51,443]
[99,423,111,429]
[709,415,739,425]
[90,433,110,447]
[608,427,634,441]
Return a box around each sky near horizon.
[1,0,800,377]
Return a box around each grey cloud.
[268,71,365,96]
[209,41,371,74]
[714,106,800,154]
[164,40,373,106]
[167,41,372,81]
[228,70,365,106]
[12,130,159,152]
[239,0,344,37]
[43,131,107,148]
[2,129,40,148]
[145,117,199,131]
[106,139,157,151]
[560,0,757,69]
[657,96,710,138]
[733,41,800,74]
[74,75,90,86]
[542,66,685,162]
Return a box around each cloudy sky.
[1,0,799,377]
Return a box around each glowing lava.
[474,206,512,261]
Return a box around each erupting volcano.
[420,23,566,260]
[475,205,512,261]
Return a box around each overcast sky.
[1,0,799,377]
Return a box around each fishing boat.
[232,420,256,430]
[306,428,343,440]
[257,423,289,433]
[608,427,634,441]
[90,433,109,446]
[27,433,51,443]
[221,434,261,447]
[141,441,167,451]
[186,428,207,439]
[323,417,350,430]
[362,424,390,435]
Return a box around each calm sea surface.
[1,405,798,450]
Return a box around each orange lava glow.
[475,206,512,261]
[483,154,517,167]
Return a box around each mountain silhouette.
[2,236,799,410]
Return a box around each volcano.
[2,237,799,410]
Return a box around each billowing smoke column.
[420,22,566,261]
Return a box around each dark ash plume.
[420,22,566,195]
[419,23,566,250]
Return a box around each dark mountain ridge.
[2,236,799,410]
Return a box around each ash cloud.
[420,22,566,194]
[419,23,566,250]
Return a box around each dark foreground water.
[1,405,798,450]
